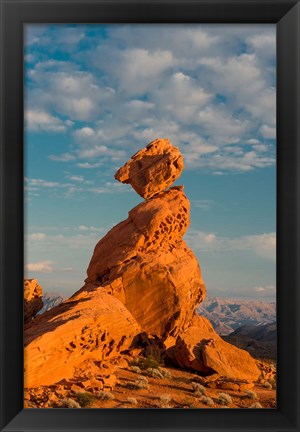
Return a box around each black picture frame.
[0,0,299,431]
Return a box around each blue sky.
[24,24,276,300]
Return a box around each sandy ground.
[25,360,276,409]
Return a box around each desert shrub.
[145,368,164,379]
[159,368,172,379]
[139,355,160,370]
[250,402,263,408]
[59,398,81,409]
[191,382,206,396]
[143,344,162,364]
[217,393,232,406]
[130,366,142,374]
[159,394,171,408]
[137,376,148,385]
[75,392,96,408]
[200,395,214,407]
[268,378,276,389]
[263,381,272,389]
[127,397,138,405]
[244,390,258,400]
[126,379,149,390]
[98,391,115,401]
[183,399,196,408]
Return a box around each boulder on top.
[114,138,184,199]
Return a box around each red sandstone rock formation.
[24,290,140,388]
[115,138,184,199]
[76,186,206,338]
[171,315,260,382]
[24,138,260,388]
[24,278,43,323]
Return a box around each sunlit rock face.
[24,138,259,388]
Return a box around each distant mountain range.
[38,292,67,314]
[41,292,276,335]
[197,296,276,335]
[223,322,277,360]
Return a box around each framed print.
[0,0,299,431]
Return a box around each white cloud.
[25,109,68,132]
[25,260,54,273]
[26,24,276,174]
[66,175,84,183]
[254,284,275,293]
[28,233,46,241]
[49,153,76,162]
[191,200,216,210]
[26,178,60,188]
[186,231,276,260]
[27,67,115,121]
[260,124,276,139]
[76,162,103,169]
[93,47,174,96]
[78,225,102,232]
[73,127,95,138]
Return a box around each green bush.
[139,355,160,370]
[75,392,96,408]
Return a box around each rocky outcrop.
[170,315,260,382]
[76,186,205,338]
[115,138,184,199]
[24,279,43,323]
[24,289,140,387]
[24,138,261,389]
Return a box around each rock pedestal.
[24,138,260,387]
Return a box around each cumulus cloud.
[25,109,68,132]
[25,260,54,273]
[25,24,276,173]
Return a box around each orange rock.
[114,138,184,199]
[76,187,206,338]
[81,378,104,391]
[172,315,260,382]
[100,374,117,390]
[24,290,140,388]
[24,279,43,323]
